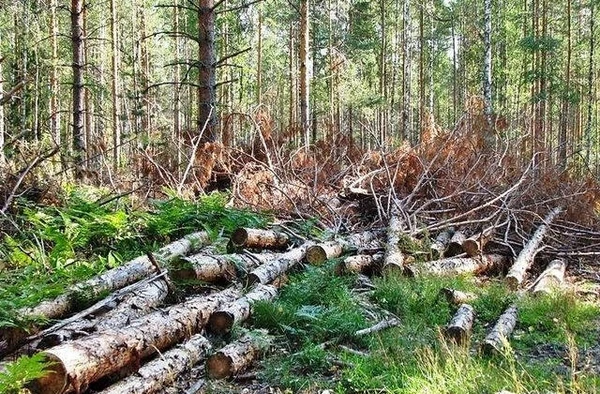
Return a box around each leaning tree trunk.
[481,304,518,354]
[206,330,270,379]
[506,207,562,289]
[29,288,239,394]
[404,254,508,277]
[99,334,212,394]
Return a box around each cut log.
[206,331,270,379]
[28,287,239,394]
[337,253,384,275]
[1,232,210,357]
[444,304,475,345]
[355,318,401,336]
[404,254,508,277]
[462,227,494,257]
[171,252,277,283]
[246,242,314,285]
[382,203,407,274]
[37,277,170,349]
[445,231,467,257]
[306,241,344,265]
[99,334,212,394]
[430,229,454,259]
[230,228,290,250]
[481,304,518,354]
[505,207,562,290]
[207,284,278,335]
[532,259,567,296]
[440,288,478,305]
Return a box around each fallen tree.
[170,252,277,283]
[99,334,212,394]
[28,287,239,394]
[444,304,475,345]
[462,227,494,257]
[305,241,344,265]
[506,207,562,289]
[247,242,314,285]
[229,228,290,250]
[337,253,384,275]
[430,229,454,259]
[404,254,508,277]
[532,259,566,296]
[382,203,407,273]
[206,330,270,379]
[481,304,518,354]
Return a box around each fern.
[0,354,50,393]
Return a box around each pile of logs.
[0,200,569,392]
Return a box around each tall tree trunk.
[288,24,296,133]
[483,0,493,137]
[83,5,93,164]
[173,0,182,173]
[299,0,310,147]
[585,2,595,166]
[198,0,217,142]
[71,0,86,177]
[257,9,263,105]
[379,0,387,144]
[110,0,120,170]
[559,0,571,170]
[418,3,425,138]
[402,0,412,140]
[0,31,4,166]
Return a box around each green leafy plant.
[0,354,50,393]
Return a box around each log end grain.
[462,239,479,257]
[27,354,68,394]
[206,353,233,379]
[305,245,328,265]
[207,311,235,335]
[230,228,250,247]
[505,274,521,290]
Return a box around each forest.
[1,0,600,393]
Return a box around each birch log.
[230,228,290,250]
[462,227,494,257]
[37,278,170,349]
[171,252,277,283]
[431,229,454,259]
[505,207,562,289]
[99,334,212,394]
[481,304,518,354]
[444,304,475,345]
[305,241,344,265]
[1,232,211,357]
[247,242,314,285]
[382,203,407,274]
[206,331,269,379]
[445,231,467,257]
[532,259,567,296]
[440,288,478,305]
[28,287,239,394]
[207,284,278,335]
[337,253,384,275]
[404,254,508,277]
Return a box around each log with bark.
[206,331,270,379]
[462,227,494,257]
[305,241,344,265]
[99,334,212,394]
[440,288,478,305]
[170,252,277,283]
[229,228,290,251]
[505,207,562,290]
[445,231,467,257]
[430,229,454,259]
[404,254,508,277]
[246,242,314,285]
[37,277,170,349]
[28,287,239,394]
[1,232,211,357]
[444,304,475,345]
[355,318,401,336]
[207,284,278,335]
[481,304,518,354]
[382,203,407,274]
[532,259,567,296]
[337,253,384,275]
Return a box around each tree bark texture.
[207,284,278,335]
[382,204,407,274]
[431,229,453,259]
[171,252,277,283]
[440,288,478,306]
[404,254,508,277]
[444,304,475,345]
[206,331,269,379]
[532,259,566,296]
[338,253,383,275]
[247,242,314,285]
[71,0,85,175]
[506,207,562,289]
[299,0,310,146]
[198,0,216,142]
[110,0,120,169]
[305,241,344,265]
[481,304,518,354]
[99,334,212,394]
[29,288,239,394]
[230,228,290,250]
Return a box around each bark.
[382,204,407,274]
[481,304,518,354]
[171,252,276,283]
[445,231,467,257]
[37,278,170,349]
[337,253,384,275]
[1,232,210,357]
[230,228,290,250]
[483,0,493,135]
[462,228,494,257]
[306,242,344,265]
[299,0,310,146]
[440,288,477,306]
[110,0,120,169]
[405,254,508,277]
[29,288,240,394]
[0,31,4,165]
[431,229,454,259]
[247,242,314,285]
[71,0,85,176]
[444,304,475,345]
[506,207,562,289]
[99,334,211,394]
[207,284,278,335]
[206,331,270,379]
[532,259,566,296]
[49,0,60,148]
[355,318,401,337]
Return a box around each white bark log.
[171,252,276,283]
[247,242,314,285]
[338,253,384,275]
[481,304,518,354]
[404,254,508,277]
[230,228,290,250]
[306,241,344,265]
[382,203,407,274]
[444,304,475,345]
[532,259,567,296]
[446,231,467,257]
[430,229,453,259]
